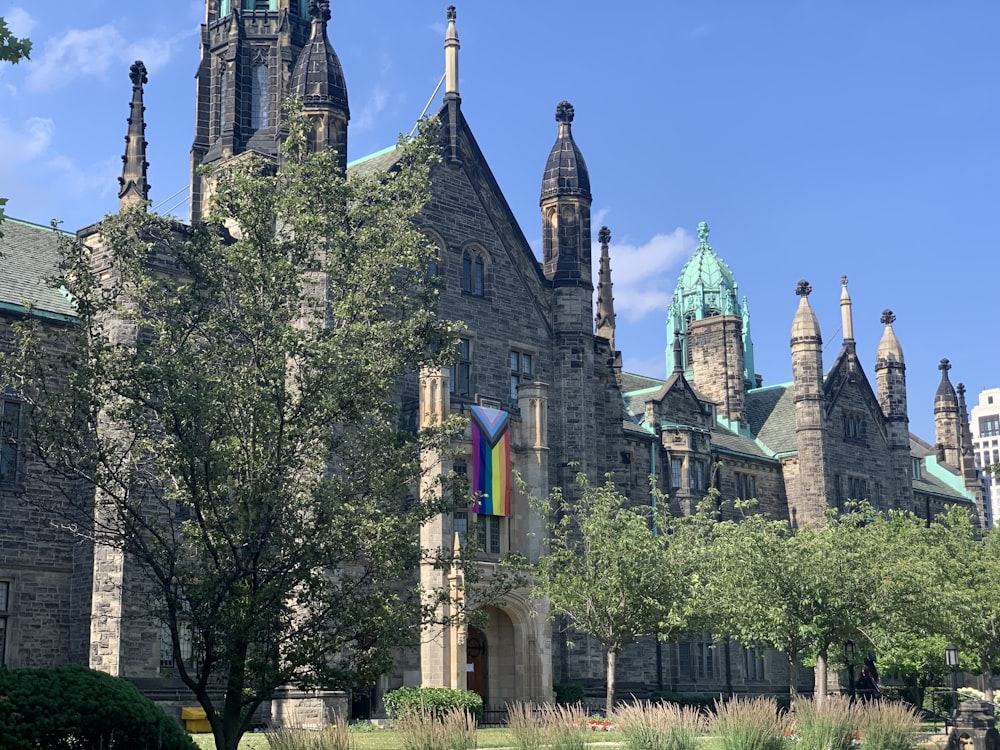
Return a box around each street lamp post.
[845,640,856,700]
[945,643,960,702]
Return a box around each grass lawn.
[190,727,948,749]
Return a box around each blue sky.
[1,1,997,441]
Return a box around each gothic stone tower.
[190,0,349,221]
[665,222,755,427]
[874,309,914,509]
[790,280,829,525]
[540,101,595,484]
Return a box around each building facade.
[0,0,985,717]
[971,388,1000,527]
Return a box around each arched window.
[462,249,485,297]
[251,57,269,131]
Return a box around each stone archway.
[466,626,488,702]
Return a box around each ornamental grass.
[393,706,478,750]
[791,695,858,750]
[708,695,788,750]
[612,698,705,750]
[538,702,589,750]
[857,699,921,750]
[505,702,543,750]
[265,712,354,750]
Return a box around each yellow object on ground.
[181,706,211,733]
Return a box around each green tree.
[0,16,31,233]
[533,474,704,715]
[929,505,1000,702]
[3,110,464,750]
[708,504,925,705]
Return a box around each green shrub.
[383,687,483,722]
[0,664,197,750]
[650,691,717,711]
[553,683,585,705]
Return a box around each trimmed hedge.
[553,683,586,705]
[383,687,483,721]
[0,665,197,750]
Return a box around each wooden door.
[466,626,487,702]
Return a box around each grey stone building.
[0,0,983,716]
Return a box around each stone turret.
[289,0,350,169]
[191,0,317,220]
[669,223,749,426]
[666,222,755,391]
[119,61,150,211]
[935,359,961,467]
[540,101,592,287]
[874,309,913,509]
[790,280,828,524]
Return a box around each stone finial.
[598,225,611,246]
[841,274,848,287]
[555,100,574,124]
[881,309,895,326]
[129,60,147,88]
[795,280,812,297]
[939,358,951,373]
[958,383,966,398]
[697,221,710,245]
[447,5,456,21]
[309,0,331,22]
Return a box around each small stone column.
[948,700,1000,750]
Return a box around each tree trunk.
[606,648,617,717]
[788,649,799,709]
[982,655,994,703]
[814,649,828,708]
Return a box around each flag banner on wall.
[470,405,511,517]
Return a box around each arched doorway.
[466,626,488,703]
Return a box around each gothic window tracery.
[250,51,269,131]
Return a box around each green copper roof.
[665,222,755,384]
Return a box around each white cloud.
[0,116,54,166]
[594,226,696,323]
[4,6,36,38]
[25,24,191,91]
[353,86,389,132]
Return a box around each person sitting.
[856,654,883,699]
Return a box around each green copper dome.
[665,222,756,386]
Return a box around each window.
[670,457,683,489]
[475,514,503,556]
[462,251,485,297]
[510,350,533,403]
[1,398,20,485]
[847,476,869,502]
[450,338,471,397]
[735,471,756,500]
[250,57,269,131]
[911,457,922,480]
[0,581,7,666]
[220,0,231,15]
[243,0,275,9]
[689,459,706,491]
[160,620,193,670]
[744,645,765,681]
[696,640,714,680]
[454,511,468,544]
[980,416,1000,438]
[844,412,864,440]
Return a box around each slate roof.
[347,145,403,177]
[746,383,797,455]
[0,218,76,320]
[710,426,774,460]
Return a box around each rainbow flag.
[470,405,510,517]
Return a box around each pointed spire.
[876,308,904,364]
[936,358,957,400]
[839,275,854,346]
[445,5,460,99]
[595,225,616,349]
[119,60,150,211]
[540,101,591,202]
[791,279,821,343]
